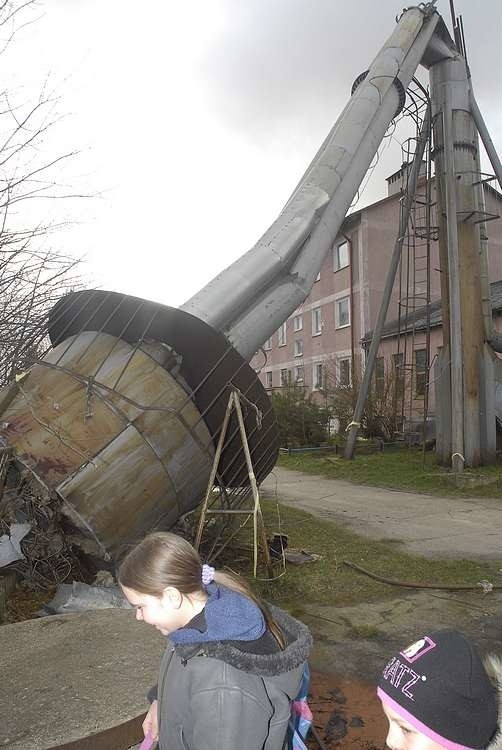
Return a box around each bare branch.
[0,1,86,385]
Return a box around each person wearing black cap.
[377,629,502,750]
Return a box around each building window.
[375,357,385,396]
[415,349,427,396]
[263,337,272,350]
[335,296,350,328]
[339,357,351,387]
[265,371,273,389]
[313,362,324,390]
[314,271,321,282]
[295,365,304,383]
[294,340,303,357]
[293,315,303,332]
[334,240,349,271]
[280,368,290,386]
[392,352,404,397]
[278,322,287,347]
[312,307,322,335]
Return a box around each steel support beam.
[469,90,502,192]
[442,83,465,472]
[469,88,502,354]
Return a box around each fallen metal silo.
[0,291,277,558]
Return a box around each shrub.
[271,384,330,447]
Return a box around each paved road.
[261,467,502,559]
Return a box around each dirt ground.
[308,670,386,749]
[303,587,502,749]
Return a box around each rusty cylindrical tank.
[0,291,278,558]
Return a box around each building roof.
[344,173,502,231]
[361,279,502,345]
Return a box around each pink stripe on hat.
[377,688,479,750]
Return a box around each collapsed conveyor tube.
[182,5,441,360]
[227,15,442,360]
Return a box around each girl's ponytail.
[213,569,285,650]
[118,531,285,649]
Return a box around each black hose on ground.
[343,560,502,591]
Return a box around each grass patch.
[277,448,502,499]
[346,624,383,640]
[226,499,502,610]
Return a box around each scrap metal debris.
[284,549,321,566]
[0,522,30,567]
[0,458,88,589]
[39,580,131,616]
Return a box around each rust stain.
[1,416,31,436]
[29,454,77,478]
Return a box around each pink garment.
[139,731,155,750]
[292,699,313,721]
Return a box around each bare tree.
[0,0,84,385]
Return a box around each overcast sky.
[5,0,502,307]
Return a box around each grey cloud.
[198,0,399,143]
[197,0,502,151]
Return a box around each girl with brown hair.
[118,531,312,750]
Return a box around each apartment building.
[252,164,502,423]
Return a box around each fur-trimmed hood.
[486,655,502,750]
[172,604,312,678]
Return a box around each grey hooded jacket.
[155,605,312,750]
[486,655,502,750]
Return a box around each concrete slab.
[261,467,502,559]
[0,609,165,749]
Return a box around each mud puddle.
[308,670,385,749]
